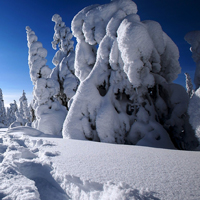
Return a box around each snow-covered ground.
[0,127,200,200]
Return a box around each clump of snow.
[71,0,138,81]
[7,126,50,137]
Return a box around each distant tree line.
[0,89,32,128]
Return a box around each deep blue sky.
[0,0,199,106]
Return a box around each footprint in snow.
[44,151,60,157]
[13,139,27,148]
[0,154,4,163]
[0,144,7,154]
[15,161,70,200]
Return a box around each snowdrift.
[0,127,200,200]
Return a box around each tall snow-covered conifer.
[7,100,18,125]
[19,90,32,124]
[185,31,200,144]
[185,31,200,90]
[184,73,194,98]
[51,14,79,109]
[19,90,26,117]
[62,0,197,150]
[0,89,7,127]
[26,26,67,136]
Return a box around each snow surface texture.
[0,127,200,200]
[62,0,198,150]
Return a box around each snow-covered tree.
[26,26,67,136]
[29,101,35,122]
[19,90,26,116]
[51,14,79,109]
[188,87,200,142]
[185,31,200,90]
[185,31,200,144]
[7,100,18,125]
[185,73,194,98]
[62,0,197,150]
[9,111,25,129]
[19,90,32,125]
[0,89,7,127]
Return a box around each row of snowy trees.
[0,89,31,127]
[25,0,199,150]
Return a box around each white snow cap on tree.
[117,19,180,87]
[26,26,52,85]
[71,0,138,81]
[52,14,74,64]
[185,31,200,90]
[61,0,195,150]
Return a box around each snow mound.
[0,130,158,200]
[7,126,52,137]
[1,128,200,199]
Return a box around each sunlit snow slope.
[0,127,200,200]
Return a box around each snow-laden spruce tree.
[9,111,25,129]
[184,73,194,98]
[62,0,198,149]
[7,100,18,126]
[19,90,32,125]
[0,89,7,127]
[51,14,79,109]
[185,31,200,90]
[26,26,67,136]
[185,31,200,142]
[19,90,26,117]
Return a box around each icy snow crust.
[0,127,200,200]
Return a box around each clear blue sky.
[0,0,199,107]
